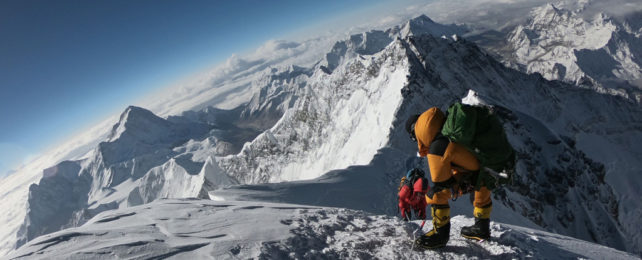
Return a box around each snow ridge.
[15,106,220,250]
[320,15,466,74]
[9,199,639,259]
[218,39,409,183]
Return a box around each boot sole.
[414,241,447,249]
[461,234,489,241]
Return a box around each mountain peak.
[109,106,168,142]
[543,3,559,12]
[124,105,149,113]
[530,3,569,25]
[506,3,630,90]
[535,3,561,16]
[120,106,158,122]
[401,14,467,38]
[409,14,436,25]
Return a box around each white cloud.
[139,36,339,118]
[579,0,642,20]
[0,143,31,177]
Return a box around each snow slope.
[8,199,638,260]
[210,147,541,230]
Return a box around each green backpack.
[441,102,516,189]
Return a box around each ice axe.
[411,219,426,250]
[417,219,426,231]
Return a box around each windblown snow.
[8,199,638,260]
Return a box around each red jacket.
[398,177,428,220]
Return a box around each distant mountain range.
[473,3,642,102]
[1,3,641,258]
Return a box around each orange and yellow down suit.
[414,107,492,229]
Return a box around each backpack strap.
[398,176,407,191]
[420,177,428,192]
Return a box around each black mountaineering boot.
[461,218,490,240]
[461,205,492,240]
[415,205,450,249]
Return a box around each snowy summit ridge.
[2,9,642,258]
[8,199,639,259]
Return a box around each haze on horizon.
[0,0,411,177]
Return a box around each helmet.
[406,168,425,179]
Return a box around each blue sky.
[0,0,411,176]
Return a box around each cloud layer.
[137,0,642,129]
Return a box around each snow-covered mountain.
[8,199,639,259]
[479,3,642,102]
[210,19,642,253]
[1,13,642,258]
